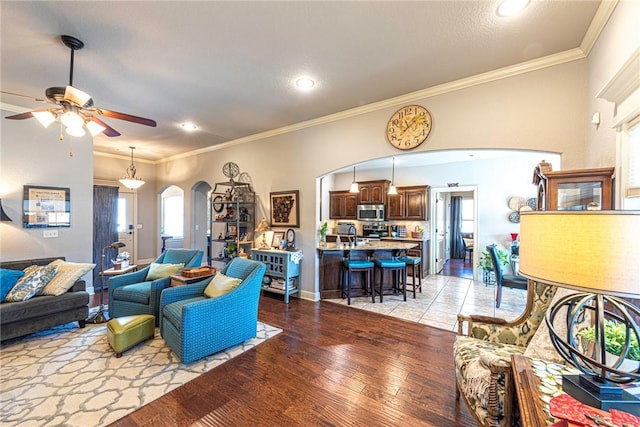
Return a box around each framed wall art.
[271,231,284,248]
[23,185,71,228]
[270,190,299,228]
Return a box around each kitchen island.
[318,240,418,299]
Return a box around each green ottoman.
[107,314,155,357]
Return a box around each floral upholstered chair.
[453,281,558,427]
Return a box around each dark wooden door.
[93,185,119,292]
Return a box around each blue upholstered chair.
[159,257,266,364]
[108,249,203,324]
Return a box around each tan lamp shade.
[519,211,640,297]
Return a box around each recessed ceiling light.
[180,122,197,131]
[295,77,315,90]
[497,0,529,17]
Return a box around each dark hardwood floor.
[107,293,476,426]
[440,258,473,279]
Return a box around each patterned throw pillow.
[0,269,25,301]
[204,273,241,298]
[5,265,59,302]
[41,259,95,296]
[146,263,185,280]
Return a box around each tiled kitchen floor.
[326,274,528,332]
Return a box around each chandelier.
[119,146,145,190]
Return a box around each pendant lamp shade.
[388,157,398,195]
[119,146,145,190]
[349,166,359,193]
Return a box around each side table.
[170,273,214,287]
[101,265,138,276]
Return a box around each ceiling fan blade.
[5,109,52,120]
[88,116,121,137]
[64,86,93,108]
[92,108,157,127]
[1,90,50,104]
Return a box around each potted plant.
[319,221,328,248]
[478,248,508,284]
[577,320,640,370]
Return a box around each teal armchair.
[159,257,266,363]
[108,249,203,324]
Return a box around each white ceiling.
[1,1,601,162]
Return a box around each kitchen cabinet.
[387,185,429,220]
[357,180,389,205]
[251,249,301,303]
[534,166,614,211]
[329,191,357,219]
[210,181,255,267]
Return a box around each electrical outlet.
[43,230,58,238]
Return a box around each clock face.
[222,162,240,179]
[386,105,432,150]
[286,228,296,244]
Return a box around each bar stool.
[373,258,406,303]
[399,256,422,298]
[342,259,375,305]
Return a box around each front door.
[435,192,446,273]
[117,192,135,262]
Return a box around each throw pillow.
[0,269,25,301]
[146,263,185,280]
[5,265,59,302]
[204,273,242,298]
[41,259,95,296]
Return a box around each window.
[626,116,640,198]
[461,198,474,233]
[117,197,127,233]
[161,185,184,238]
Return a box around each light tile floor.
[326,274,528,332]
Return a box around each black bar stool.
[373,258,406,302]
[341,259,375,305]
[399,256,422,298]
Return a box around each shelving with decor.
[251,248,302,303]
[210,181,255,268]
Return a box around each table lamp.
[88,241,126,324]
[256,218,270,249]
[519,211,640,413]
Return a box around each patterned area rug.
[0,320,282,427]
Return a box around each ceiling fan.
[2,35,156,138]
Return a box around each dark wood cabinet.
[387,185,429,220]
[357,180,389,205]
[329,191,357,219]
[535,166,614,211]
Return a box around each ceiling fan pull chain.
[59,121,64,141]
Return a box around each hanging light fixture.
[119,146,145,190]
[388,157,398,195]
[32,108,106,137]
[349,166,359,193]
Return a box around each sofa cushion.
[0,291,89,324]
[112,282,152,305]
[204,273,241,298]
[453,335,525,425]
[0,269,24,301]
[146,263,184,280]
[5,265,58,302]
[41,259,95,296]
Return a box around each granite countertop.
[318,241,418,251]
[381,236,430,242]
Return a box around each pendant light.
[349,166,359,193]
[119,146,145,190]
[388,157,398,195]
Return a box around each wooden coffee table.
[170,272,214,287]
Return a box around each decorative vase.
[320,231,327,248]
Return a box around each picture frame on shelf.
[270,190,299,228]
[228,225,237,236]
[23,185,71,228]
[271,231,284,248]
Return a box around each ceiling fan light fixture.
[65,125,86,137]
[86,120,106,136]
[32,111,56,128]
[119,146,145,190]
[61,111,83,129]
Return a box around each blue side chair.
[108,249,203,324]
[159,257,266,364]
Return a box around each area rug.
[0,320,282,427]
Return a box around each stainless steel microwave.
[357,204,385,221]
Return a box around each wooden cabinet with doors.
[357,180,389,205]
[387,185,429,220]
[534,166,614,211]
[329,191,357,219]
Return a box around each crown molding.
[580,0,619,56]
[94,150,155,164]
[162,48,586,164]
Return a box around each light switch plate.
[43,230,58,238]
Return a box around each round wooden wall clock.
[386,105,432,150]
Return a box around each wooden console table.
[512,355,549,427]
